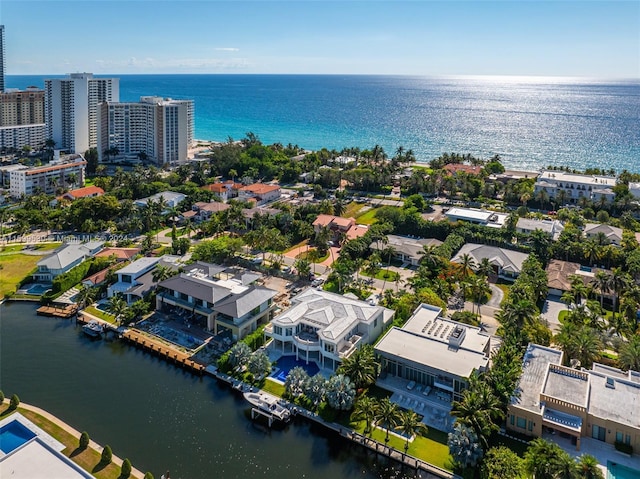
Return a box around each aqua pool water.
[0,420,36,454]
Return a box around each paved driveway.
[540,295,568,332]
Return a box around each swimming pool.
[0,420,36,453]
[271,356,320,382]
[27,284,51,295]
[608,461,640,479]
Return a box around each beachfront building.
[375,303,491,404]
[34,241,104,282]
[516,218,565,240]
[107,256,160,304]
[265,288,395,371]
[369,234,443,266]
[0,87,46,150]
[45,73,119,154]
[9,154,86,197]
[451,243,529,281]
[237,183,281,206]
[97,96,194,165]
[583,223,623,246]
[508,343,640,452]
[156,262,277,339]
[534,170,616,206]
[444,207,507,228]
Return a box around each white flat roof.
[375,304,490,379]
[512,344,563,413]
[445,208,493,221]
[538,170,616,187]
[117,256,160,275]
[0,439,93,478]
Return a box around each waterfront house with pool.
[265,288,394,371]
[508,343,640,453]
[156,262,277,339]
[33,241,104,282]
[107,256,160,304]
[374,303,492,405]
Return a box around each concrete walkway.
[2,398,145,478]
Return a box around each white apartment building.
[534,170,616,205]
[97,96,194,165]
[9,154,86,197]
[0,123,46,151]
[45,73,119,154]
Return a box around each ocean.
[8,74,640,172]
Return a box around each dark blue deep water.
[7,74,640,172]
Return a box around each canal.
[0,302,432,478]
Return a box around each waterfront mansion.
[508,343,640,452]
[265,288,395,371]
[156,262,277,340]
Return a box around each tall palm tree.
[592,270,612,308]
[457,253,477,279]
[610,267,631,323]
[524,438,566,479]
[498,298,537,330]
[380,245,396,291]
[75,285,96,310]
[352,396,377,436]
[476,257,494,278]
[375,398,401,446]
[396,409,428,454]
[450,378,502,449]
[419,244,443,270]
[106,294,128,326]
[337,345,380,389]
[466,275,491,319]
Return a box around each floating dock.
[37,304,77,318]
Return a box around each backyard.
[0,243,61,299]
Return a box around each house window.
[374,318,378,328]
[285,328,292,336]
[626,434,632,445]
[510,415,515,426]
[616,431,624,443]
[516,417,526,429]
[528,421,534,432]
[274,326,282,335]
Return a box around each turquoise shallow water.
[8,74,640,172]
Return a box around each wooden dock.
[37,304,77,318]
[121,329,206,374]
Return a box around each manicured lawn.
[355,208,380,225]
[360,268,400,282]
[296,249,329,263]
[558,310,568,322]
[0,405,141,479]
[350,418,453,471]
[0,253,40,299]
[84,305,117,324]
[342,202,365,218]
[261,379,285,397]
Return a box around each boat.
[82,320,104,338]
[244,391,291,422]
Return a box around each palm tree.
[551,450,579,479]
[352,396,377,436]
[325,374,356,411]
[106,294,128,325]
[583,239,602,267]
[619,336,640,371]
[610,267,631,323]
[337,345,380,389]
[380,245,396,290]
[228,342,251,370]
[476,257,494,278]
[75,285,96,310]
[456,253,476,279]
[152,264,174,283]
[375,398,401,446]
[592,270,612,308]
[498,298,537,330]
[284,366,309,398]
[466,275,491,319]
[576,454,604,479]
[419,244,443,270]
[396,409,427,454]
[524,438,566,479]
[450,375,502,449]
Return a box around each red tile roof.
[64,185,105,199]
[239,183,280,195]
[94,247,141,261]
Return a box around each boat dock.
[121,329,206,374]
[37,304,77,318]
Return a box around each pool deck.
[542,431,640,475]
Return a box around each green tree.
[0,390,4,403]
[228,342,251,370]
[352,396,377,436]
[576,455,604,479]
[337,345,380,389]
[448,423,484,468]
[9,394,19,409]
[524,439,565,479]
[396,409,428,454]
[481,446,524,479]
[375,397,401,446]
[294,258,311,280]
[101,444,113,464]
[284,366,309,398]
[121,458,132,478]
[247,350,271,380]
[325,374,356,411]
[106,294,128,326]
[79,431,90,450]
[619,335,640,371]
[304,374,327,408]
[144,473,155,479]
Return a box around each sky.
[1,0,639,78]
